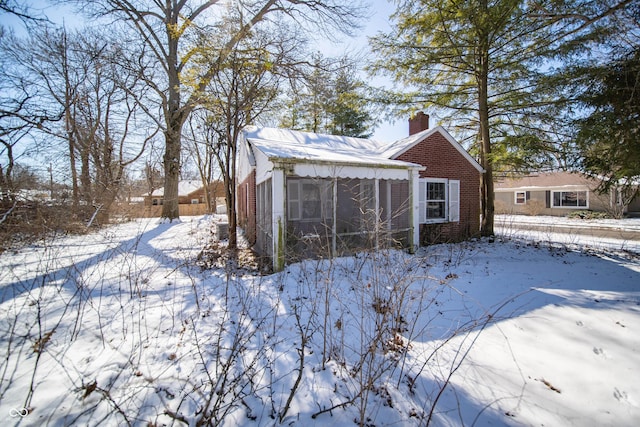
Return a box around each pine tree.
[575,48,640,211]
[370,0,634,236]
[327,64,373,138]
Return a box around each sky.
[324,0,408,142]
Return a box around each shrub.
[566,210,612,220]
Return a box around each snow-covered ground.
[1,215,639,426]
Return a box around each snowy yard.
[1,215,639,426]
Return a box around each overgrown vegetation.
[0,216,514,426]
[566,210,612,220]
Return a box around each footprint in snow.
[592,347,606,357]
[614,388,637,407]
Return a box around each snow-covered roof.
[243,126,425,170]
[149,180,203,197]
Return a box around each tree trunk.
[62,34,79,211]
[225,130,238,249]
[161,123,181,221]
[161,13,183,222]
[478,0,494,237]
[80,142,92,206]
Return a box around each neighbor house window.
[419,178,460,223]
[288,178,331,221]
[552,190,588,208]
[191,199,199,204]
[515,191,526,205]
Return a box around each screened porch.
[254,176,412,265]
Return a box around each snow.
[243,126,386,154]
[249,138,418,169]
[1,215,639,426]
[243,126,422,169]
[497,214,640,253]
[148,180,204,197]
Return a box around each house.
[142,180,225,217]
[237,113,484,271]
[494,171,640,217]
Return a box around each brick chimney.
[409,111,429,135]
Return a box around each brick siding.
[395,132,481,243]
[237,171,257,243]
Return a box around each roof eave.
[270,156,425,171]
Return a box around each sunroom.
[238,128,424,271]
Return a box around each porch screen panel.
[286,177,333,260]
[379,179,410,247]
[336,179,376,233]
[255,179,272,259]
[334,179,377,253]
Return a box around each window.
[191,199,199,204]
[552,190,588,208]
[419,178,460,223]
[515,191,526,205]
[427,181,447,219]
[288,179,331,221]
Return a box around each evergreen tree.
[280,55,374,138]
[575,48,640,211]
[370,0,634,236]
[327,64,373,138]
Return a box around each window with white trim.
[419,178,460,223]
[515,191,526,205]
[552,190,588,208]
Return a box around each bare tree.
[58,0,365,222]
[8,26,155,223]
[184,112,220,213]
[0,29,60,202]
[194,13,309,248]
[72,36,156,224]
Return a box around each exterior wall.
[187,182,226,206]
[237,171,256,243]
[144,182,225,208]
[395,131,481,243]
[628,194,640,214]
[236,134,256,184]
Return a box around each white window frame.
[552,190,589,208]
[419,178,460,224]
[191,198,199,204]
[515,191,526,205]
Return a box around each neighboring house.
[145,180,224,207]
[141,180,225,217]
[494,171,640,216]
[237,113,484,271]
